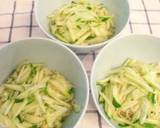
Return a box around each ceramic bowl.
[0,38,89,128]
[91,34,160,127]
[35,0,130,53]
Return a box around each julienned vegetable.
[97,58,160,128]
[0,61,76,128]
[48,0,114,45]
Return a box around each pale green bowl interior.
[35,0,129,45]
[91,35,160,127]
[0,38,89,128]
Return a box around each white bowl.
[0,38,89,128]
[91,34,160,127]
[35,0,130,53]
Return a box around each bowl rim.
[90,34,160,128]
[0,37,90,128]
[34,0,130,49]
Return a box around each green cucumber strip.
[29,125,38,128]
[15,98,24,103]
[147,92,156,104]
[143,123,156,128]
[118,124,129,128]
[112,97,121,108]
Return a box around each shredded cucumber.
[0,61,76,128]
[97,58,160,128]
[48,0,114,45]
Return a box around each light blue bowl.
[91,34,160,128]
[0,38,89,128]
[35,0,130,53]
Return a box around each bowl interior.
[35,0,129,45]
[91,35,160,127]
[0,38,89,128]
